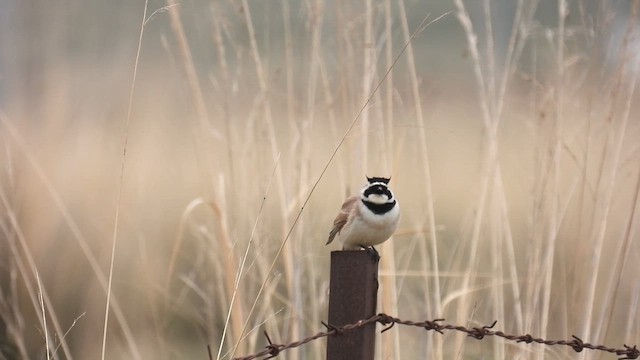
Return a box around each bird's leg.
[360,245,380,262]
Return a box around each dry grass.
[1,1,639,359]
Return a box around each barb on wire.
[231,313,640,360]
[262,331,280,359]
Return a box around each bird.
[327,176,400,258]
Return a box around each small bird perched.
[327,176,400,257]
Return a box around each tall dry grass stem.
[101,1,148,359]
[36,271,50,360]
[580,4,639,356]
[165,0,218,191]
[216,155,280,360]
[452,1,498,356]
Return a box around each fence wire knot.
[377,313,396,333]
[321,321,343,336]
[263,331,281,359]
[423,318,445,334]
[517,334,534,344]
[468,320,497,340]
[619,344,640,359]
[570,335,585,353]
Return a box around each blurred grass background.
[1,0,640,359]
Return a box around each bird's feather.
[326,196,358,244]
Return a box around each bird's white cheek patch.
[366,194,389,204]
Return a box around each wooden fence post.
[326,250,379,360]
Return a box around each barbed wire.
[230,313,639,360]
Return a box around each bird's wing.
[327,196,358,245]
